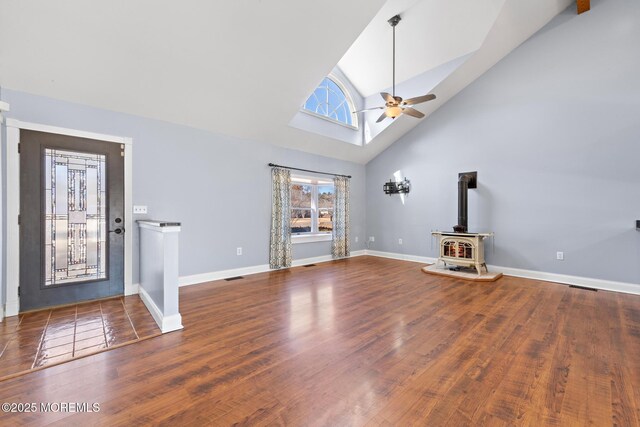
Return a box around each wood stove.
[423,171,501,281]
[432,231,492,275]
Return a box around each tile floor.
[0,296,161,380]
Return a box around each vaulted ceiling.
[0,0,573,164]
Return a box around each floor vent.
[303,264,316,267]
[569,285,598,292]
[225,276,244,281]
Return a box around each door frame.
[5,118,134,317]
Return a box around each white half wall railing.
[0,100,9,322]
[138,220,183,333]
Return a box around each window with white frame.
[291,177,335,235]
[302,76,358,129]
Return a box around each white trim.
[0,101,9,124]
[365,250,437,265]
[137,222,181,233]
[5,119,130,144]
[488,265,640,296]
[5,126,20,317]
[0,102,6,320]
[291,254,334,267]
[363,250,640,296]
[166,247,640,298]
[292,233,332,244]
[129,283,139,295]
[123,139,134,296]
[180,264,270,286]
[5,300,20,318]
[291,175,334,185]
[299,109,359,131]
[179,250,366,287]
[5,120,135,313]
[300,73,359,130]
[138,285,183,333]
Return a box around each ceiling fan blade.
[352,106,384,113]
[402,93,436,106]
[381,92,395,103]
[376,111,388,123]
[402,107,425,119]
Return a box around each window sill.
[292,233,332,244]
[299,109,359,131]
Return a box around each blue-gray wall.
[1,89,367,286]
[366,0,640,284]
[2,0,639,307]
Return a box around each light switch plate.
[133,205,148,214]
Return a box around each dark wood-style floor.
[0,256,639,426]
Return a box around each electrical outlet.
[556,251,564,261]
[133,205,147,214]
[237,247,242,256]
[369,236,375,242]
[398,238,403,245]
[355,236,359,243]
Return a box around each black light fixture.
[383,178,411,195]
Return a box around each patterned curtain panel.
[270,167,292,269]
[332,176,350,259]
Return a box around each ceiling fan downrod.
[351,13,435,122]
[388,15,401,98]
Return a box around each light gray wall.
[366,0,640,284]
[1,89,366,286]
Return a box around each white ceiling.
[0,0,572,164]
[338,0,505,97]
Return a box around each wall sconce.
[383,178,411,195]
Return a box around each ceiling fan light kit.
[353,14,437,122]
[385,105,403,119]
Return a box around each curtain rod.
[268,163,351,178]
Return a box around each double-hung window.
[291,177,334,243]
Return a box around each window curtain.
[270,167,292,269]
[332,176,350,259]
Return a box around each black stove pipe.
[453,175,470,233]
[453,172,476,233]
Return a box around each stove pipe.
[453,172,477,233]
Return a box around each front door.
[19,130,125,311]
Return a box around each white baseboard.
[365,250,437,265]
[178,250,367,288]
[5,300,19,317]
[138,285,183,333]
[0,305,4,322]
[488,264,640,296]
[125,282,139,296]
[179,263,270,287]
[362,250,640,296]
[142,248,638,300]
[126,283,139,296]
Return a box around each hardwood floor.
[0,256,639,426]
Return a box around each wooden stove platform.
[422,264,503,282]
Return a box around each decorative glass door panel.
[20,130,124,311]
[44,149,107,286]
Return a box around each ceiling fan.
[354,14,436,123]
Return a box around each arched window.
[302,76,358,128]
